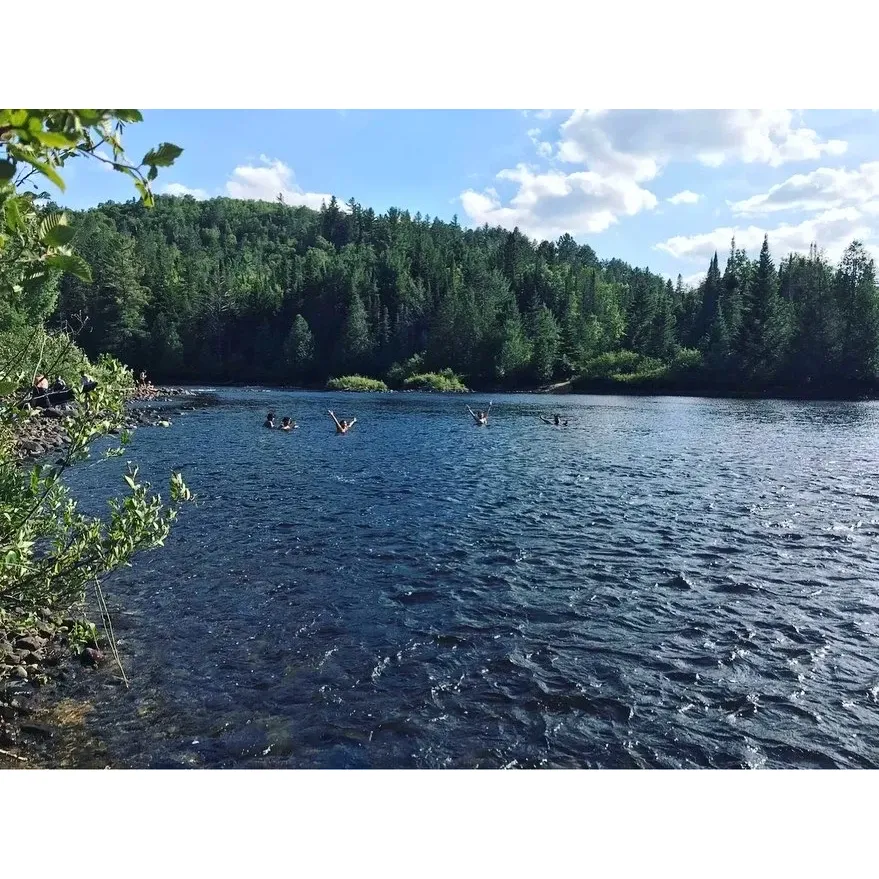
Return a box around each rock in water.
[14,636,46,652]
[81,648,104,667]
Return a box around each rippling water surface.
[62,389,879,768]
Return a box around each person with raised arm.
[329,409,357,434]
[467,402,491,426]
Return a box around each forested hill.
[53,194,879,394]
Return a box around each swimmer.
[280,416,296,431]
[467,403,490,425]
[264,412,275,428]
[329,409,357,434]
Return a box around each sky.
[57,109,879,286]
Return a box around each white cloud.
[225,156,335,210]
[668,189,701,205]
[681,271,706,289]
[655,207,872,266]
[556,110,847,180]
[160,182,209,200]
[527,127,554,159]
[462,110,848,242]
[730,162,879,215]
[461,163,657,240]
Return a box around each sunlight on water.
[60,389,879,768]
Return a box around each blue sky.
[58,109,879,284]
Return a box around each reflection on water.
[59,390,879,768]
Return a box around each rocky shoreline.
[1,386,214,768]
[0,610,109,766]
[13,385,200,463]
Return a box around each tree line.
[51,192,879,394]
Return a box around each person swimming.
[280,416,296,431]
[329,409,356,434]
[264,412,275,428]
[467,404,490,425]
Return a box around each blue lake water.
[61,388,879,768]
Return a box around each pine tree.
[835,241,879,382]
[738,236,787,382]
[625,271,655,353]
[283,314,315,379]
[649,281,677,360]
[337,289,372,374]
[694,252,722,349]
[530,304,560,383]
[721,238,744,343]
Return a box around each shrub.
[386,352,425,388]
[326,375,389,392]
[578,350,665,380]
[402,369,468,392]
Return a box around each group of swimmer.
[263,409,357,434]
[263,401,568,433]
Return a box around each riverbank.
[13,386,206,464]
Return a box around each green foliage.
[1,350,191,619]
[22,159,877,396]
[1,108,189,631]
[67,618,99,654]
[283,314,315,381]
[530,305,560,383]
[326,375,389,392]
[402,369,468,392]
[668,347,703,375]
[386,352,425,387]
[579,349,665,380]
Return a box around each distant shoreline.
[152,379,879,404]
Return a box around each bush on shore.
[326,375,389,392]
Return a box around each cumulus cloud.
[225,155,335,210]
[556,110,846,180]
[460,163,657,240]
[160,182,209,200]
[655,207,872,266]
[527,127,554,159]
[730,162,879,215]
[668,190,701,205]
[461,110,847,242]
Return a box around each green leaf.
[32,130,80,149]
[0,378,17,395]
[27,157,66,191]
[147,165,158,182]
[45,224,75,246]
[141,142,183,168]
[114,110,144,123]
[0,160,14,181]
[45,252,92,282]
[40,211,74,246]
[134,180,154,207]
[4,196,23,233]
[0,109,27,127]
[77,110,103,126]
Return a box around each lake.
[61,388,879,768]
